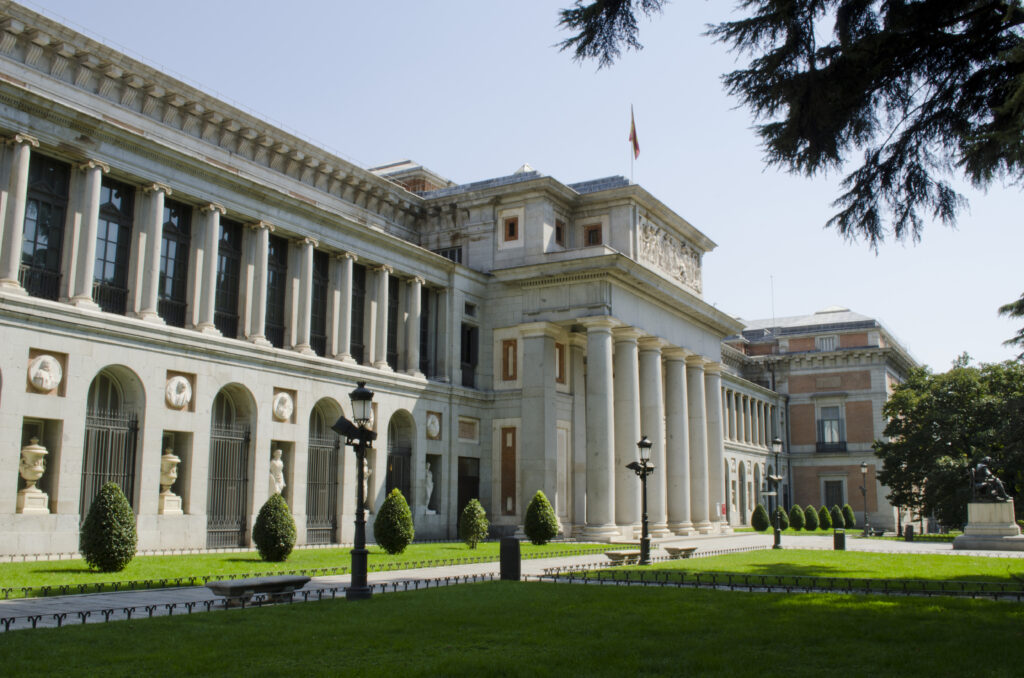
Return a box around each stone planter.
[17,438,49,514]
[159,449,183,515]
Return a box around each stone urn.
[17,438,49,514]
[158,449,183,515]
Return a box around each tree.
[751,503,771,531]
[875,357,1024,527]
[524,491,559,545]
[788,504,806,531]
[818,505,832,530]
[842,503,857,530]
[459,498,490,549]
[773,505,790,531]
[558,1,1024,343]
[830,505,846,529]
[804,505,819,531]
[252,493,296,562]
[374,488,415,555]
[80,482,137,572]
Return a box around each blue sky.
[23,0,1023,370]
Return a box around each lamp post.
[860,461,870,537]
[626,436,655,565]
[769,437,784,549]
[332,381,376,601]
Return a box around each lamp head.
[637,436,652,463]
[860,461,868,476]
[349,381,374,427]
[771,437,783,455]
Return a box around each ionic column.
[686,355,711,532]
[664,349,692,534]
[723,390,732,441]
[705,362,727,528]
[520,322,560,514]
[334,252,357,362]
[133,183,170,322]
[195,203,225,334]
[246,221,272,345]
[69,160,108,308]
[0,133,38,291]
[744,395,752,444]
[638,337,670,537]
[294,236,317,355]
[757,401,764,447]
[581,317,619,539]
[613,328,642,532]
[406,276,424,376]
[371,264,392,370]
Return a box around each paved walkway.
[2,532,1021,632]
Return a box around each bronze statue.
[972,458,1010,502]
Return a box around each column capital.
[703,361,724,375]
[518,321,561,339]
[141,182,172,196]
[374,264,393,275]
[76,159,109,174]
[338,251,358,262]
[663,347,691,362]
[247,220,274,232]
[298,236,319,248]
[579,315,617,331]
[409,275,425,286]
[685,354,707,368]
[201,202,226,216]
[5,133,38,148]
[612,326,644,343]
[638,336,669,352]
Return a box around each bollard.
[833,529,846,550]
[904,524,914,542]
[499,537,521,581]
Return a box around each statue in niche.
[972,457,1010,502]
[362,456,372,510]
[269,449,286,495]
[165,375,192,409]
[28,354,62,392]
[425,462,436,514]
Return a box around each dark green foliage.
[79,482,137,572]
[842,504,857,529]
[1000,295,1024,358]
[374,488,415,555]
[751,503,771,531]
[818,506,832,530]
[459,498,489,549]
[804,505,819,530]
[252,493,296,562]
[789,504,806,531]
[524,490,559,545]
[772,506,789,531]
[557,0,666,69]
[831,505,846,529]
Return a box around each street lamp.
[626,436,655,565]
[332,381,376,601]
[769,437,784,549]
[860,461,870,537]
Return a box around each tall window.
[816,335,837,352]
[310,250,329,356]
[503,216,518,242]
[824,480,845,508]
[555,219,566,247]
[501,339,517,381]
[21,154,70,300]
[214,218,242,338]
[92,178,134,314]
[386,276,399,369]
[265,234,288,348]
[158,199,191,327]
[584,224,602,246]
[816,405,846,452]
[461,322,478,388]
[419,286,433,375]
[350,262,366,363]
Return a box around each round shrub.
[831,505,846,529]
[751,503,771,531]
[842,503,857,529]
[459,498,489,549]
[788,504,806,530]
[80,481,137,572]
[524,490,559,545]
[804,505,819,530]
[818,505,832,530]
[773,505,790,530]
[252,493,296,562]
[374,488,415,554]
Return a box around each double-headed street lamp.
[626,436,655,566]
[332,381,376,601]
[768,437,784,550]
[860,461,870,537]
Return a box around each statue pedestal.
[953,501,1024,550]
[17,487,49,514]
[159,491,183,515]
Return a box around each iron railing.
[206,425,250,548]
[18,264,60,300]
[305,435,340,544]
[80,409,139,521]
[92,281,127,315]
[158,297,187,328]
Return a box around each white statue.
[164,376,192,410]
[28,355,62,392]
[269,448,285,495]
[425,462,435,513]
[361,456,371,509]
[272,392,294,422]
[426,412,441,440]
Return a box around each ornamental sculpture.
[638,218,702,294]
[165,375,192,410]
[17,438,49,514]
[972,458,1010,502]
[272,392,294,422]
[159,449,183,515]
[27,354,62,392]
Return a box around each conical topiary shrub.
[773,506,790,530]
[842,503,857,529]
[789,504,806,530]
[751,503,771,531]
[253,493,297,562]
[374,488,415,554]
[831,505,846,529]
[804,505,819,530]
[524,490,558,545]
[459,498,489,549]
[818,505,832,530]
[80,481,137,572]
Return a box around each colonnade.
[723,387,777,449]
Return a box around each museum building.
[0,2,913,557]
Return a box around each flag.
[628,105,640,159]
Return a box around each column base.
[693,521,715,535]
[69,295,100,311]
[249,335,272,347]
[0,279,27,295]
[650,522,673,538]
[196,323,222,336]
[580,523,622,542]
[334,353,357,364]
[718,521,734,534]
[134,310,166,324]
[294,344,316,356]
[406,369,425,379]
[668,522,695,536]
[372,361,393,371]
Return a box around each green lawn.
[2,582,1022,677]
[0,542,609,596]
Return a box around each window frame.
[584,223,602,247]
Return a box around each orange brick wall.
[788,337,815,352]
[790,403,816,445]
[789,370,872,394]
[747,343,776,356]
[839,332,869,348]
[792,464,877,511]
[845,400,874,443]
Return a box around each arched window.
[386,414,413,502]
[207,388,251,548]
[306,402,340,544]
[81,370,138,519]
